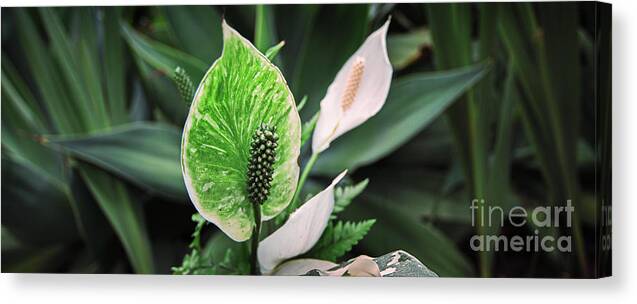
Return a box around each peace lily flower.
[312,19,393,153]
[257,170,381,276]
[179,19,437,278]
[181,21,301,242]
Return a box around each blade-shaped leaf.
[274,4,320,75]
[1,156,78,247]
[78,164,154,274]
[102,7,128,125]
[162,6,223,63]
[47,122,186,199]
[1,54,48,131]
[498,3,587,273]
[314,62,491,175]
[285,4,370,120]
[1,70,64,181]
[39,8,110,132]
[133,57,186,125]
[254,5,277,53]
[121,22,208,82]
[387,28,432,70]
[14,8,83,133]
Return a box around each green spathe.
[181,21,301,242]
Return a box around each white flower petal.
[312,19,393,153]
[325,255,381,277]
[258,170,347,274]
[271,259,338,276]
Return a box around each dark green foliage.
[172,214,250,275]
[172,214,207,274]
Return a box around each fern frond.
[307,219,376,262]
[332,178,369,217]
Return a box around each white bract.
[312,19,393,153]
[257,170,382,276]
[258,170,347,275]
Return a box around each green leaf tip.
[265,41,285,61]
[181,21,301,242]
[296,95,308,112]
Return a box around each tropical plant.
[2,3,604,277]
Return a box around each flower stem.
[250,201,262,275]
[291,152,319,205]
[254,5,269,52]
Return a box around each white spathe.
[312,19,393,153]
[257,170,347,274]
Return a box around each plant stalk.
[254,5,268,52]
[250,201,262,275]
[291,152,319,205]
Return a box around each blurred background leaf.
[46,123,185,199]
[387,27,431,70]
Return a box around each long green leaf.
[387,28,432,70]
[314,62,491,175]
[487,63,518,206]
[2,59,113,262]
[426,3,475,193]
[68,170,115,266]
[254,5,277,53]
[133,56,186,124]
[14,9,83,133]
[287,4,369,120]
[498,3,586,274]
[1,54,48,131]
[39,8,109,132]
[47,122,186,199]
[162,6,223,63]
[274,4,320,75]
[121,22,207,82]
[77,40,111,129]
[427,3,496,277]
[102,7,128,124]
[1,156,77,247]
[78,164,154,274]
[1,108,64,186]
[1,62,65,183]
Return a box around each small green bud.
[174,66,195,104]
